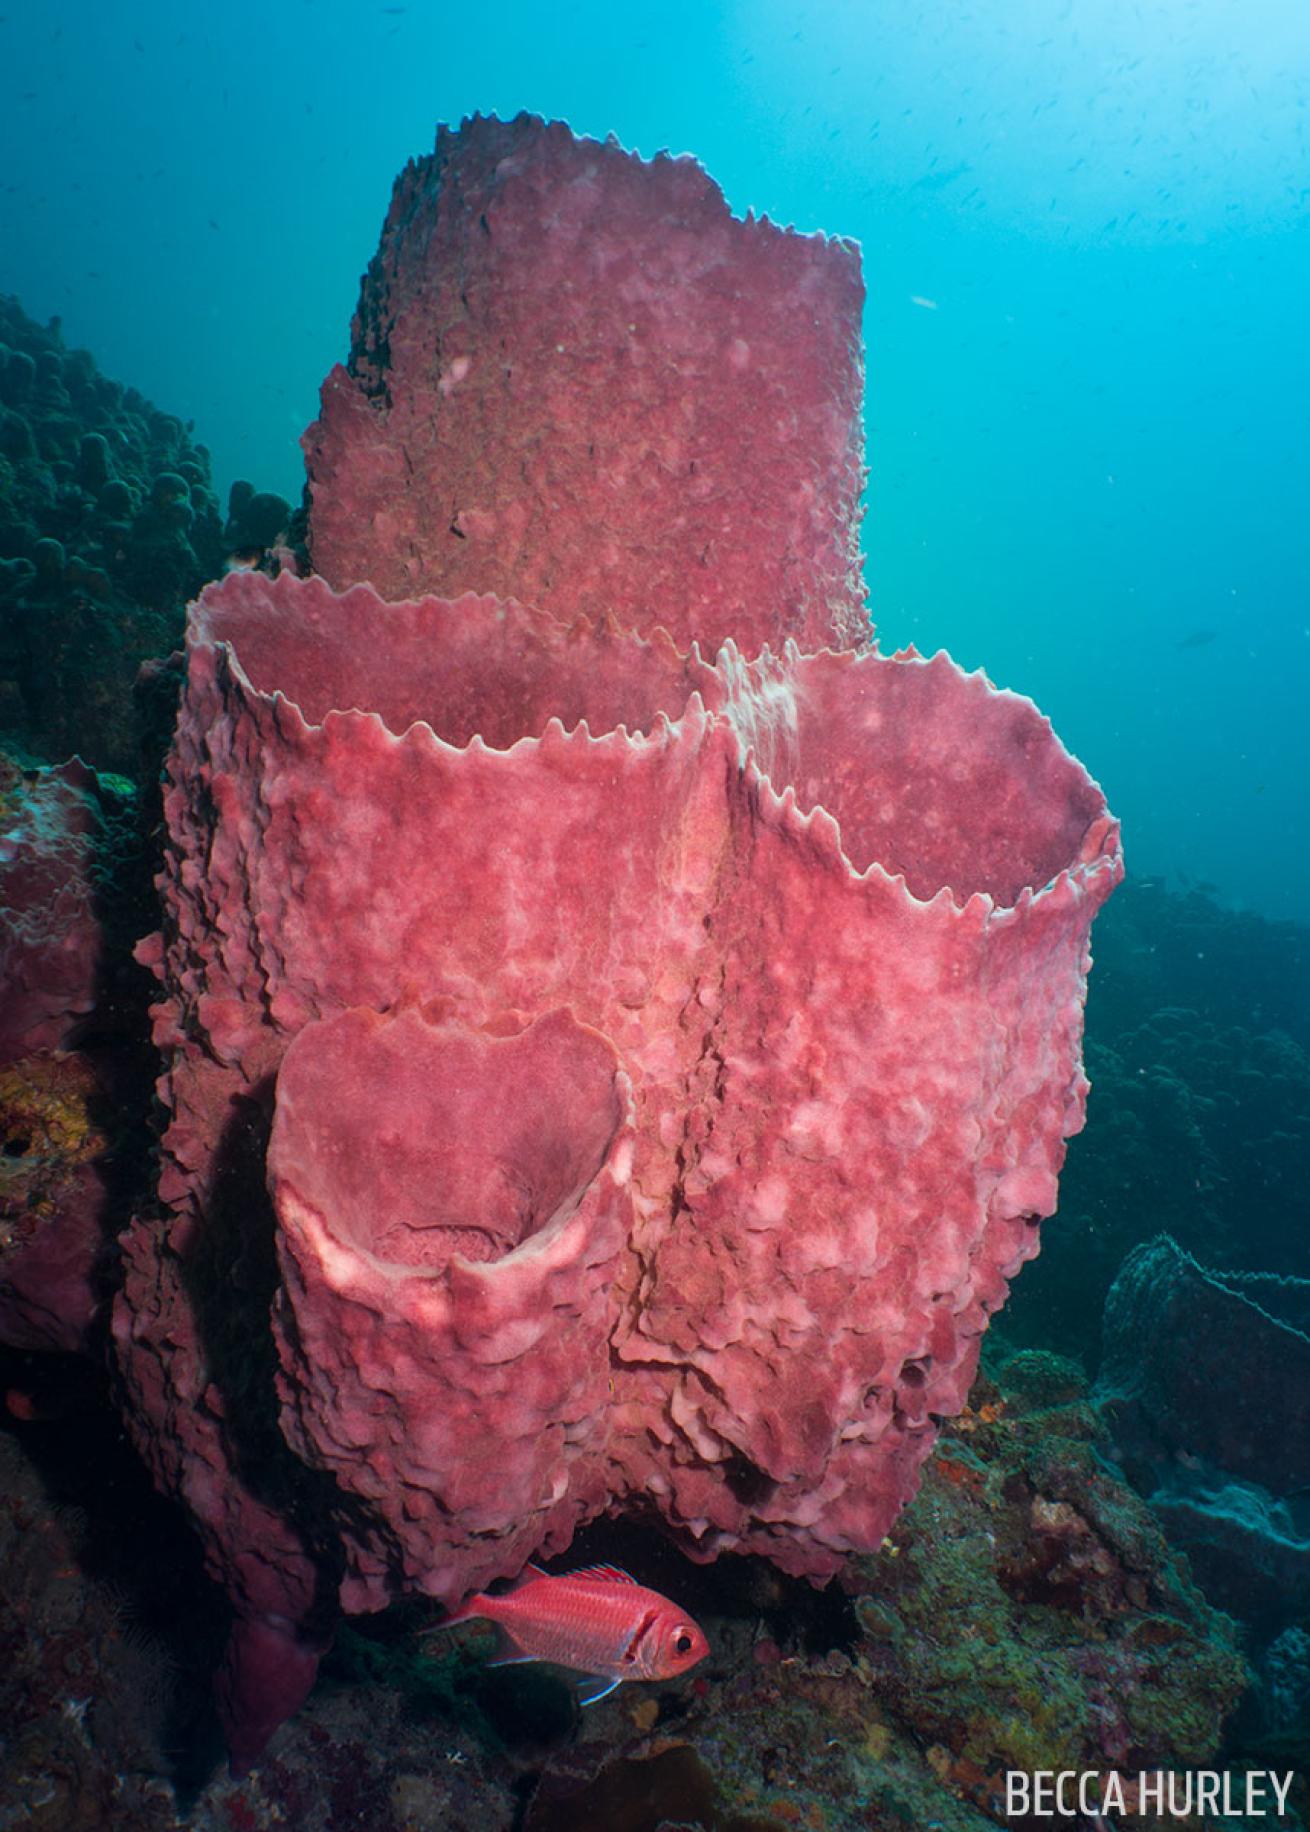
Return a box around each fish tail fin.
[419,1592,492,1637]
[419,1562,546,1642]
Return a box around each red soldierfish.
[432,1562,709,1704]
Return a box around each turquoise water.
[2,0,1306,917]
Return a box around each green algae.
[852,1355,1250,1793]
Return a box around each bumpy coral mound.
[0,296,227,773]
[304,113,869,656]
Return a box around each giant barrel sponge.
[112,114,1122,1766]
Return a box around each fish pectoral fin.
[575,1674,621,1706]
[476,1634,538,1678]
[485,1625,536,1667]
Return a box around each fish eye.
[674,1629,694,1653]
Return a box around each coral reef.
[1096,1235,1310,1636]
[1000,877,1310,1364]
[0,295,226,773]
[0,748,115,1062]
[1239,1625,1310,1785]
[0,1349,1257,1830]
[0,1051,107,1353]
[0,745,154,1353]
[0,1384,215,1832]
[853,1353,1249,1795]
[304,112,868,656]
[1090,876,1310,1049]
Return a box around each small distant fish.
[1175,628,1218,650]
[913,160,971,192]
[427,1562,709,1704]
[909,295,939,311]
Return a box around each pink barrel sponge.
[121,567,1119,1618]
[304,112,869,658]
[270,1006,635,1589]
[0,752,108,1063]
[112,115,1121,1764]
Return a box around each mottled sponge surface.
[117,566,1120,1647]
[0,751,107,1063]
[270,1006,635,1592]
[304,112,869,658]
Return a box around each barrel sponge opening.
[782,649,1107,907]
[194,569,717,750]
[268,1005,626,1271]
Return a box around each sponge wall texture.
[304,113,869,657]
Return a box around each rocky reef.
[1000,875,1310,1365]
[1097,1236,1310,1639]
[0,1346,1263,1830]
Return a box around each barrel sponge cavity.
[268,1006,629,1272]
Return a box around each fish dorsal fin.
[562,1562,639,1585]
